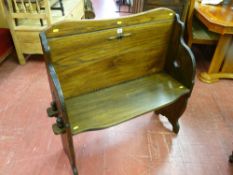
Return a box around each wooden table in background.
[195,0,233,83]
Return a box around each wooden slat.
[12,0,20,12]
[65,73,190,135]
[43,0,51,25]
[27,0,33,12]
[35,0,41,13]
[11,12,47,19]
[49,18,174,98]
[14,25,47,31]
[15,30,41,42]
[20,0,27,12]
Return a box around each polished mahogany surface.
[195,0,233,34]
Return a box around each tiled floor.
[0,0,233,175]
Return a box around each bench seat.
[66,72,189,135]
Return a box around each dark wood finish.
[40,8,195,175]
[40,33,77,174]
[229,151,233,163]
[157,95,189,133]
[165,13,196,90]
[48,18,173,98]
[66,73,190,135]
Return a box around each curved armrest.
[165,14,196,93]
[176,38,196,91]
[40,32,71,134]
[47,63,67,120]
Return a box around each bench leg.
[155,95,188,134]
[61,133,78,175]
[229,151,233,163]
[14,41,26,65]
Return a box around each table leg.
[222,37,233,73]
[199,34,232,83]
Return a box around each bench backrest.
[41,8,176,99]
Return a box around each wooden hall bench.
[40,8,196,175]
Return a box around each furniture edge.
[44,8,176,38]
[166,13,196,93]
[178,13,196,90]
[39,31,71,134]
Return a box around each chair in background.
[2,0,94,65]
[14,0,65,17]
[132,0,190,22]
[186,0,219,47]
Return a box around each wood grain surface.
[195,0,233,34]
[40,8,195,174]
[47,8,175,98]
[49,20,173,98]
[65,73,189,135]
[45,8,175,38]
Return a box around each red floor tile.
[0,1,233,175]
[150,162,187,175]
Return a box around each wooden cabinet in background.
[132,0,190,22]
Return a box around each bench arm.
[165,14,196,93]
[40,32,71,134]
[177,39,196,91]
[48,63,71,133]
